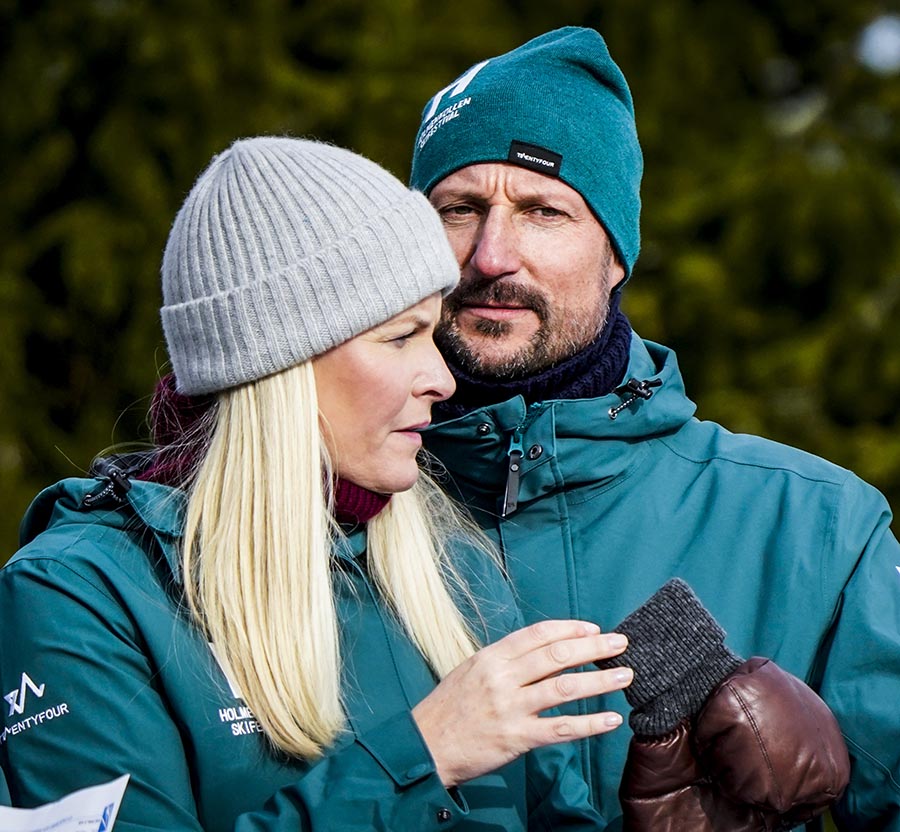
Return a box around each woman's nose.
[420,343,456,402]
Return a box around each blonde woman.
[0,138,632,830]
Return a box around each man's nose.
[469,208,520,279]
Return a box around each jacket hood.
[19,476,184,548]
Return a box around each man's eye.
[440,204,476,219]
[531,206,564,218]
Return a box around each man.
[410,26,900,830]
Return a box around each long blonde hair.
[181,361,486,758]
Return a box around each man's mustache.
[444,279,550,323]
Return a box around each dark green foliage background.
[2,0,899,560]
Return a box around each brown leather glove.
[596,580,850,831]
[694,656,850,826]
[620,719,757,831]
[620,657,850,831]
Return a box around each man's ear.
[609,253,627,293]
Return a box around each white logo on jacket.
[0,672,70,745]
[4,672,45,716]
[209,643,264,737]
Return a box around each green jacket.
[424,335,900,831]
[0,475,603,831]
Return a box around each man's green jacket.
[0,477,602,830]
[424,335,900,831]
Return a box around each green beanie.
[410,27,643,279]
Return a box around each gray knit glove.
[596,578,743,738]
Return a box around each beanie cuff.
[163,191,457,395]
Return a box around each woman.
[0,137,632,829]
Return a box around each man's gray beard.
[435,298,610,381]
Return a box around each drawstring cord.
[608,378,662,420]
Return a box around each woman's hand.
[412,619,632,787]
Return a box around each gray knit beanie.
[409,27,642,279]
[161,137,460,395]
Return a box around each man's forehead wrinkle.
[436,165,583,208]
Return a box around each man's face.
[428,163,624,379]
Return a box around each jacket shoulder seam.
[4,525,143,604]
[657,434,853,488]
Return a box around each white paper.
[0,774,129,832]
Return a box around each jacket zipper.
[501,429,524,518]
[499,403,548,518]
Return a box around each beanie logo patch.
[422,60,489,122]
[508,141,562,177]
[417,60,489,151]
[417,96,474,151]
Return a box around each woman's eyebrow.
[379,313,432,332]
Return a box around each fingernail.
[615,669,632,684]
[605,713,623,727]
[581,622,601,634]
[607,633,627,649]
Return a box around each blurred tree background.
[2,0,899,561]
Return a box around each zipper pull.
[502,430,524,518]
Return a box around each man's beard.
[436,279,610,380]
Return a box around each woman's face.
[312,294,455,494]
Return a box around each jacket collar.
[422,337,697,512]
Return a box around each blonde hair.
[182,362,485,758]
